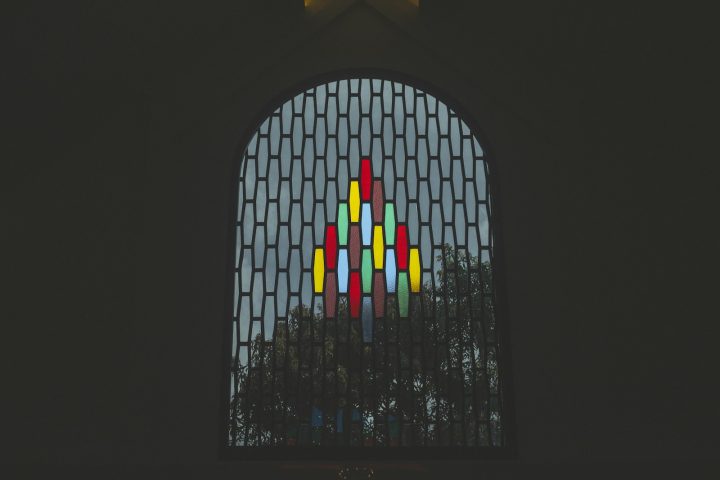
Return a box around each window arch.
[225,75,511,459]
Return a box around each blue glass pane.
[336,408,344,433]
[338,249,349,293]
[385,249,396,293]
[312,406,323,427]
[361,203,372,245]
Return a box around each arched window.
[225,76,511,459]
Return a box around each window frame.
[219,69,517,461]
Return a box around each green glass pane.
[398,272,409,317]
[384,204,396,245]
[362,249,372,293]
[338,203,349,245]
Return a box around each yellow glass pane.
[313,248,325,293]
[373,226,384,269]
[409,248,421,292]
[349,181,360,222]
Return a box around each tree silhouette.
[229,245,502,447]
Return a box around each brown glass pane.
[349,225,361,269]
[373,271,385,318]
[325,272,337,318]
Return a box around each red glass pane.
[372,180,383,221]
[325,272,337,318]
[349,225,361,269]
[325,225,337,269]
[396,224,408,269]
[360,158,372,201]
[349,272,361,318]
[373,272,385,318]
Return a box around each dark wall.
[4,1,717,478]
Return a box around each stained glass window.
[227,78,508,453]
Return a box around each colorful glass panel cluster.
[313,159,421,342]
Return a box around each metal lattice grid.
[229,78,504,448]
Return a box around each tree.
[229,245,503,447]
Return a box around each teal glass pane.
[362,249,372,293]
[338,203,349,245]
[398,272,409,317]
[384,204,396,245]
